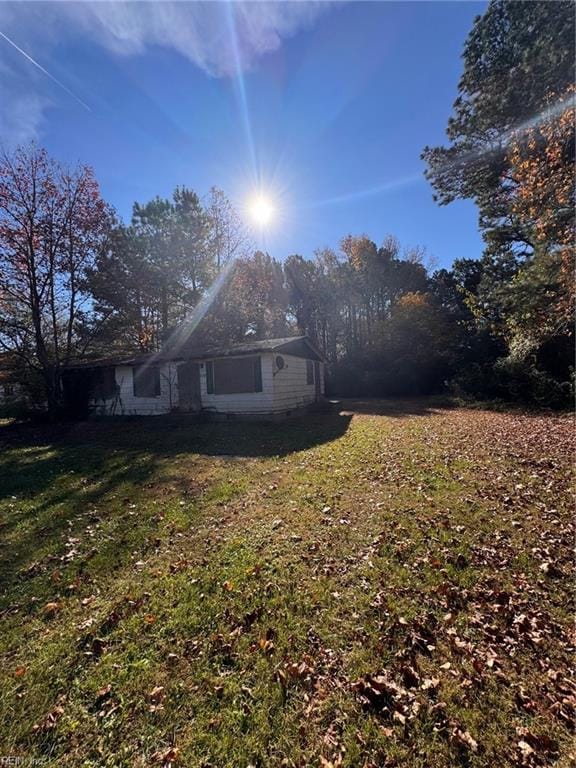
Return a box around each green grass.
[0,401,573,767]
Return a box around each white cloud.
[61,2,328,76]
[0,2,332,80]
[0,54,50,147]
[0,1,330,143]
[0,88,48,148]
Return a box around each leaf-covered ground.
[0,400,573,767]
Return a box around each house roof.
[64,336,325,370]
[63,352,169,370]
[189,336,325,361]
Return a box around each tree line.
[0,0,573,413]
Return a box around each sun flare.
[248,195,275,228]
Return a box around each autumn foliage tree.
[0,145,111,413]
[504,88,575,340]
[507,90,575,252]
[422,0,574,259]
[421,0,574,406]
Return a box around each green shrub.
[493,358,573,409]
[451,357,573,410]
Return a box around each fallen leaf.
[42,601,61,617]
[450,724,478,752]
[153,746,180,765]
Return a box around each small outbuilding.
[63,336,325,418]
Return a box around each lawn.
[0,401,573,768]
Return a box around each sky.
[0,1,487,268]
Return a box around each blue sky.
[0,1,486,268]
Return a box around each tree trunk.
[42,365,61,418]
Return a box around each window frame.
[206,356,262,395]
[133,365,161,398]
[306,359,314,385]
[91,367,118,401]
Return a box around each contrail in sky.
[0,30,91,111]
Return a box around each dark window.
[306,359,314,385]
[206,361,214,394]
[3,384,14,397]
[207,356,262,395]
[91,367,118,401]
[133,366,161,398]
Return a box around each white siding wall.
[87,352,325,417]
[199,354,274,414]
[271,354,324,413]
[91,363,177,416]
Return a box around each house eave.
[63,335,325,370]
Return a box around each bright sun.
[248,195,275,228]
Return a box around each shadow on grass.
[0,413,352,597]
[0,440,165,600]
[0,411,353,466]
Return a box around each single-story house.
[63,336,325,418]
